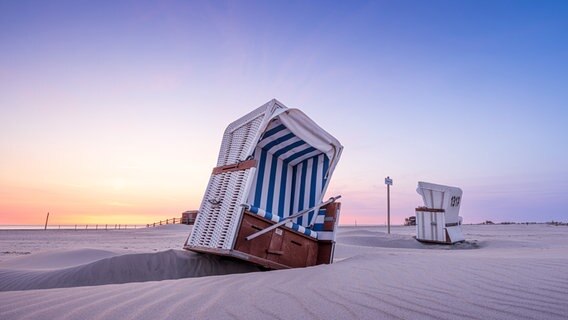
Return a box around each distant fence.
[146,217,191,227]
[37,224,142,231]
[33,217,191,231]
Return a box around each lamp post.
[385,176,393,234]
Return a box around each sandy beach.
[1,224,567,320]
[2,1,567,319]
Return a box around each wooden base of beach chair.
[233,212,319,269]
[231,202,340,269]
[183,245,291,270]
[185,204,339,270]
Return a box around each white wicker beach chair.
[415,181,465,244]
[184,99,343,269]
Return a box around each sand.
[1,224,567,319]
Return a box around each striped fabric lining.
[283,221,316,239]
[247,119,330,227]
[311,209,326,231]
[247,205,322,239]
[247,205,280,223]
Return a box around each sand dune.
[1,225,567,319]
[0,249,259,291]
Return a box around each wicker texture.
[187,100,285,250]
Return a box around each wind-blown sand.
[1,224,567,319]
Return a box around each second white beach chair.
[415,181,465,244]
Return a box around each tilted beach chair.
[184,99,343,269]
[415,181,465,244]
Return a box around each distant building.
[181,210,199,225]
[404,216,416,226]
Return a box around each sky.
[1,0,567,226]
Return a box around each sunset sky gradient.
[1,1,567,225]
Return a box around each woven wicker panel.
[188,102,285,249]
[219,115,263,166]
[188,112,272,249]
[187,168,255,249]
[216,100,286,167]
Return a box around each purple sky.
[1,1,567,225]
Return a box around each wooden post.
[385,176,393,235]
[106,224,108,230]
[75,224,77,230]
[387,183,390,234]
[44,212,50,230]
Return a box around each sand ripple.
[1,225,567,320]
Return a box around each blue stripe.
[266,154,278,214]
[278,163,288,218]
[308,156,318,224]
[284,146,317,164]
[322,154,329,187]
[274,140,307,158]
[261,124,287,140]
[263,132,295,152]
[254,149,267,207]
[297,160,308,225]
[290,166,297,217]
[313,209,326,231]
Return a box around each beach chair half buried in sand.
[184,99,343,269]
[415,181,465,244]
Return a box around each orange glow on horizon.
[0,166,206,225]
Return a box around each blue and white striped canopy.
[247,118,331,227]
